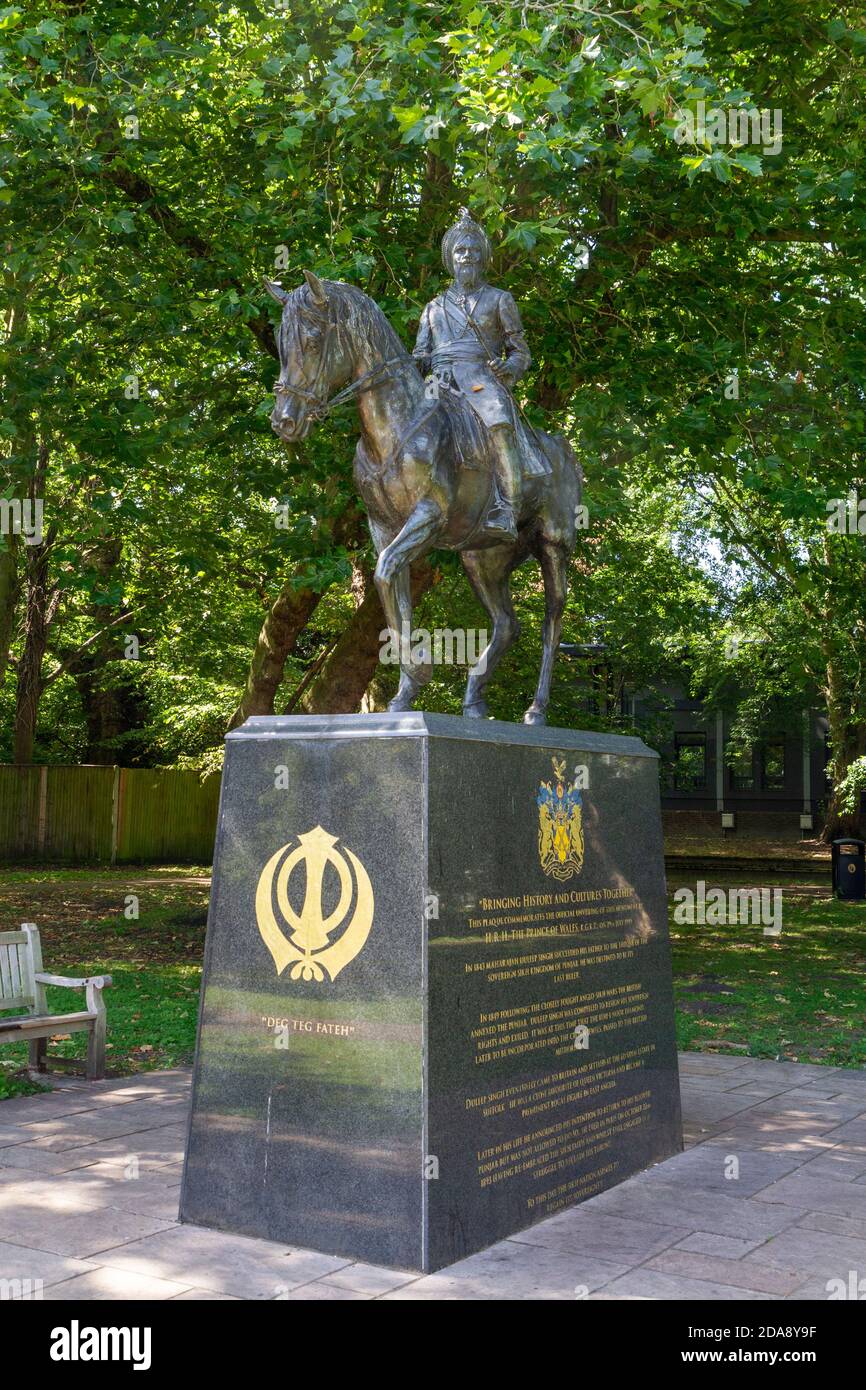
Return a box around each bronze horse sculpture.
[266,270,581,726]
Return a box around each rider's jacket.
[412,283,531,429]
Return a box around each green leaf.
[732,152,762,176]
[529,75,558,96]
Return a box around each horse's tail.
[537,429,582,496]
[563,437,583,496]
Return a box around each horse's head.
[266,270,350,442]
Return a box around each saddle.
[436,389,551,479]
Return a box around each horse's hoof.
[388,697,415,713]
[523,706,547,726]
[463,700,489,719]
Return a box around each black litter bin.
[832,838,866,900]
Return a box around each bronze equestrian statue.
[266,208,582,726]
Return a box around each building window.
[673,733,707,789]
[728,746,755,791]
[761,740,786,790]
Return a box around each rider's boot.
[485,423,521,541]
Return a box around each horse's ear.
[303,269,328,307]
[263,277,289,305]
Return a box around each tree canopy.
[1,0,863,828]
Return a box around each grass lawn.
[1,867,864,1101]
[0,867,208,1100]
[670,876,866,1066]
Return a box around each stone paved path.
[2,1054,866,1300]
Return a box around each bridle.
[273,304,404,423]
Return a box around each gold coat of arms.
[537,756,584,881]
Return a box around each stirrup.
[484,503,518,540]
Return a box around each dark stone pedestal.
[180,713,682,1272]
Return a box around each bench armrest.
[34,973,112,990]
[34,972,111,1022]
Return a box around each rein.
[274,308,404,421]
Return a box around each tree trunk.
[1,293,28,690]
[13,444,53,764]
[821,654,865,840]
[68,538,141,763]
[0,536,19,690]
[228,505,366,730]
[228,581,323,729]
[361,666,394,712]
[13,540,51,764]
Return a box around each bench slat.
[8,944,21,998]
[0,1020,95,1043]
[0,948,12,1002]
[0,1011,95,1033]
[18,940,36,1006]
[0,944,34,1008]
[0,996,33,1013]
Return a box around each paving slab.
[42,1266,192,1300]
[643,1248,806,1295]
[66,1128,188,1168]
[794,1147,866,1183]
[0,1172,126,1213]
[674,1231,769,1259]
[572,1179,806,1242]
[821,1117,866,1145]
[631,1143,806,1196]
[754,1171,866,1219]
[0,1201,176,1259]
[701,1126,840,1155]
[798,1210,866,1241]
[55,1173,182,1221]
[171,1288,240,1300]
[0,1144,106,1175]
[381,1240,625,1300]
[786,1275,853,1300]
[677,1055,754,1074]
[94,1223,352,1299]
[279,1282,373,1300]
[2,1054,865,1300]
[675,1091,764,1126]
[745,1093,866,1124]
[744,1226,866,1280]
[507,1209,689,1263]
[589,1268,782,1300]
[0,1238,96,1290]
[320,1262,421,1295]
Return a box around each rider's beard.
[454,263,482,292]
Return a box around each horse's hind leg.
[525,540,569,726]
[461,543,521,717]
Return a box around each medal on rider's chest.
[449,288,476,316]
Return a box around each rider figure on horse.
[413,207,541,542]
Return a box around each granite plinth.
[180,713,682,1272]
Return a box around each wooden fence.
[0,765,221,864]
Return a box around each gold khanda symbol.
[255,826,374,983]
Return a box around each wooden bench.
[0,924,112,1081]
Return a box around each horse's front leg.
[374,498,444,712]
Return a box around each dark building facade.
[634,685,830,830]
[560,645,859,835]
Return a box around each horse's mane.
[279,279,412,366]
